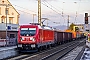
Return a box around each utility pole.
[38,0,41,26]
[6,5,8,46]
[67,15,69,29]
[75,11,77,24]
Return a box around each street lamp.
[0,4,11,46]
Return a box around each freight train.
[17,23,85,52]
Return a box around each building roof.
[7,0,20,16]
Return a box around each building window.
[2,1,4,3]
[5,8,9,15]
[10,34,15,38]
[12,12,14,15]
[1,18,4,23]
[9,17,13,24]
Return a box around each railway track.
[6,38,86,60]
[41,39,85,60]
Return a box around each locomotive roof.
[38,25,54,30]
[29,23,54,30]
[21,23,65,31]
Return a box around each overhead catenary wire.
[11,0,85,25]
[13,0,75,23]
[15,7,59,24]
[41,3,62,16]
[73,0,82,24]
[42,0,68,18]
[43,0,66,24]
[12,2,62,25]
[43,0,74,16]
[42,0,77,25]
[44,0,68,24]
[12,4,37,13]
[42,1,66,25]
[17,9,34,15]
[43,0,62,13]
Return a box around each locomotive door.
[39,29,43,43]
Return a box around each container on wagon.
[65,29,76,40]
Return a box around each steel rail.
[41,39,85,60]
[55,40,85,60]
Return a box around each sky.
[9,0,90,26]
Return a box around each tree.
[69,23,76,30]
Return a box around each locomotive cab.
[18,25,39,52]
[19,28,37,43]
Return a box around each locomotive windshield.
[20,28,36,36]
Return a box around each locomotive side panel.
[42,30,54,43]
[38,29,43,43]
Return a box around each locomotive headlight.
[22,37,24,40]
[30,37,33,40]
[30,37,35,42]
[20,37,24,41]
[32,37,35,42]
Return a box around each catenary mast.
[38,0,41,26]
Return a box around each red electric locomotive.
[17,23,54,52]
[18,23,81,52]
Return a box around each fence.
[0,38,17,47]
